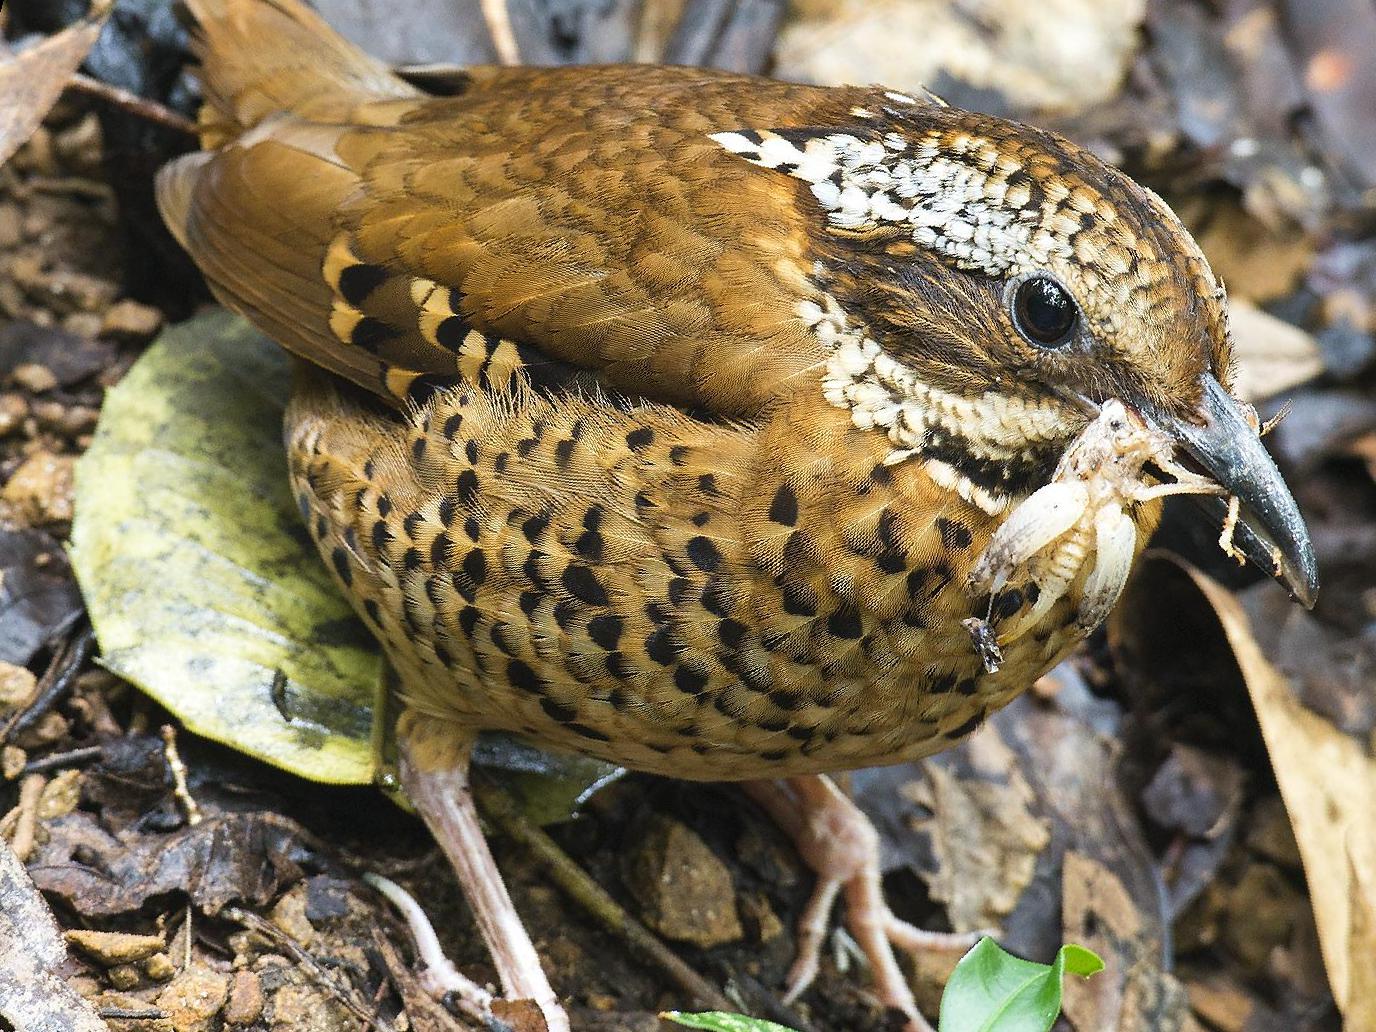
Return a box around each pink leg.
[398,736,570,1032]
[744,775,981,1032]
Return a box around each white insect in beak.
[963,399,1226,671]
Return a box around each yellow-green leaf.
[71,310,382,784]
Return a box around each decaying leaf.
[0,526,84,666]
[1179,563,1376,1022]
[0,0,113,167]
[28,809,322,918]
[906,729,1050,932]
[1227,301,1325,404]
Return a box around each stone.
[223,970,264,1026]
[622,815,743,948]
[1,450,76,525]
[156,968,230,1032]
[66,929,167,965]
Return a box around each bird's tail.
[182,0,419,140]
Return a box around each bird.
[154,1,1317,1028]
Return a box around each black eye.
[1012,275,1078,348]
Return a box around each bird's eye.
[1012,275,1078,348]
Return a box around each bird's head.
[713,96,1316,606]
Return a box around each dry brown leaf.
[1181,564,1376,1021]
[1228,301,1325,403]
[0,0,113,168]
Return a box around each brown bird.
[155,2,1317,1028]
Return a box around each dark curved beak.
[1148,375,1318,609]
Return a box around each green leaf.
[660,1012,800,1032]
[937,938,1104,1032]
[71,311,382,784]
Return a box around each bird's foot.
[744,775,983,1032]
[394,731,571,1032]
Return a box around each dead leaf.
[1228,301,1325,404]
[29,809,323,917]
[0,526,85,666]
[0,0,114,168]
[1152,558,1376,1021]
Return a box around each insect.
[965,400,1225,670]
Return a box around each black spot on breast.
[956,677,978,696]
[586,614,624,649]
[403,547,422,571]
[434,643,452,667]
[464,517,481,542]
[363,598,382,625]
[314,516,327,540]
[331,547,353,586]
[769,689,804,711]
[519,590,541,617]
[675,663,710,695]
[691,511,710,527]
[403,512,423,539]
[338,263,389,305]
[456,469,479,505]
[411,437,427,462]
[443,412,463,439]
[667,578,691,605]
[645,628,680,665]
[438,497,458,527]
[541,697,578,723]
[769,484,799,526]
[517,437,539,458]
[431,533,452,568]
[562,564,609,606]
[827,605,863,639]
[686,536,722,572]
[494,452,509,474]
[870,463,893,485]
[508,659,543,694]
[522,512,549,542]
[645,602,671,625]
[576,530,604,562]
[553,599,576,629]
[462,548,486,585]
[670,445,690,466]
[435,315,468,352]
[779,581,818,618]
[928,671,957,694]
[626,427,654,452]
[937,517,973,550]
[490,621,517,655]
[465,440,479,465]
[718,618,746,649]
[351,317,398,352]
[377,495,393,517]
[698,473,721,497]
[555,438,576,467]
[700,578,732,616]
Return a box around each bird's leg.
[397,730,570,1032]
[743,776,980,1032]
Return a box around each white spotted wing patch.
[711,126,1081,278]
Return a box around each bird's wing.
[159,62,897,414]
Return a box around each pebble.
[156,968,230,1032]
[0,661,37,708]
[0,204,21,250]
[66,929,168,965]
[0,394,29,436]
[10,362,58,393]
[622,814,743,948]
[101,298,165,340]
[223,970,264,1026]
[145,952,177,981]
[1,449,76,525]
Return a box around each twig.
[161,724,203,826]
[66,72,198,135]
[364,873,494,1024]
[471,776,733,1012]
[2,774,46,862]
[225,906,389,1031]
[479,0,521,66]
[98,1007,167,1019]
[0,625,95,746]
[22,744,103,775]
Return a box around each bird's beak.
[1148,374,1318,608]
